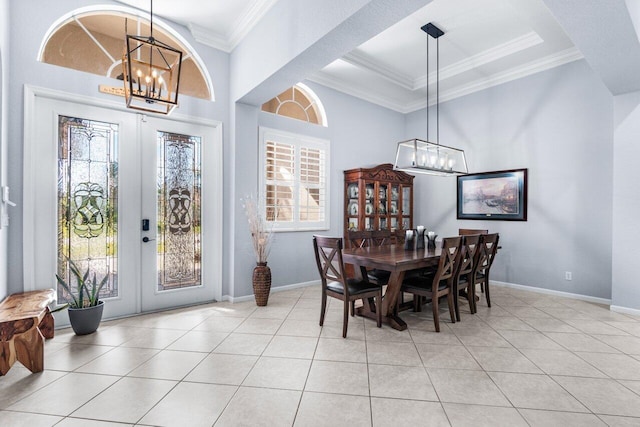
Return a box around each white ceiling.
[115,0,280,51]
[116,0,582,113]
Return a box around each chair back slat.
[371,229,392,246]
[483,233,500,269]
[313,236,351,296]
[347,230,370,248]
[347,230,392,248]
[432,236,462,290]
[392,229,406,244]
[475,233,499,274]
[459,228,488,236]
[457,234,481,277]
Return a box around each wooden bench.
[0,289,55,375]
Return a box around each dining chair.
[400,236,462,332]
[313,235,382,338]
[458,228,488,235]
[471,233,500,308]
[453,234,481,320]
[346,229,392,285]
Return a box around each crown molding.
[188,0,278,52]
[436,46,584,105]
[342,51,415,90]
[227,0,279,50]
[311,47,584,114]
[343,31,544,91]
[414,31,544,88]
[189,23,232,52]
[308,71,412,113]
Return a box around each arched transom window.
[39,6,213,101]
[262,83,327,126]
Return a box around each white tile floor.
[2,284,640,426]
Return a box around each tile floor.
[2,285,640,426]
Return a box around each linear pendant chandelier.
[394,22,468,176]
[122,0,183,115]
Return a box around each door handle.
[142,236,155,243]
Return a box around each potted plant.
[55,259,108,335]
[243,195,274,306]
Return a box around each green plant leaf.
[55,274,79,307]
[91,274,109,306]
[68,259,83,281]
[51,303,69,313]
[57,256,108,308]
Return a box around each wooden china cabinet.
[343,163,414,247]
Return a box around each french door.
[139,116,221,312]
[25,88,222,321]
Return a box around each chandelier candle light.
[122,0,183,114]
[394,22,468,176]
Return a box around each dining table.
[341,244,443,331]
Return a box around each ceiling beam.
[230,0,434,105]
[542,0,640,95]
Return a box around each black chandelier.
[122,0,183,114]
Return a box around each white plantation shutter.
[260,128,330,231]
[265,140,295,222]
[299,146,325,222]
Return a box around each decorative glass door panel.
[57,115,118,302]
[157,131,201,291]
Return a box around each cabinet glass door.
[402,186,412,230]
[378,184,388,230]
[364,182,375,230]
[346,181,359,230]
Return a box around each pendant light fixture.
[394,22,468,176]
[122,0,183,115]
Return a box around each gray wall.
[230,82,404,298]
[406,60,614,300]
[6,0,230,295]
[612,90,640,310]
[0,1,625,307]
[0,0,8,299]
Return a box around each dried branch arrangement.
[242,195,273,264]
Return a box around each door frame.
[23,85,223,314]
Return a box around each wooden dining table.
[342,244,442,331]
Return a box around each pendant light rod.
[426,28,429,142]
[421,22,444,145]
[149,0,154,39]
[394,22,467,176]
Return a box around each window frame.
[259,127,330,232]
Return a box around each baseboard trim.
[610,305,640,316]
[223,279,626,313]
[222,280,319,303]
[491,280,612,305]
